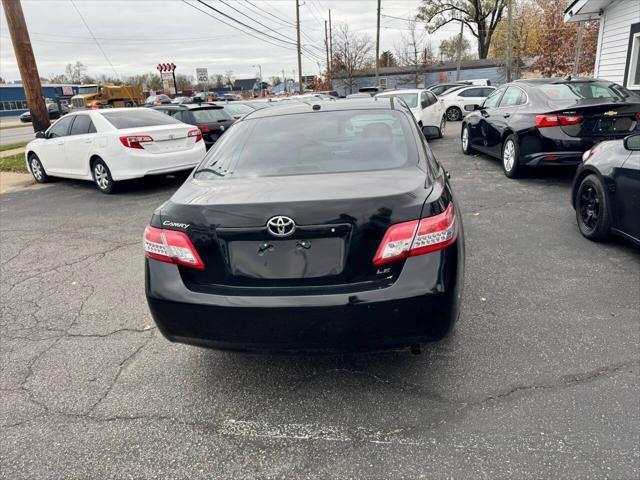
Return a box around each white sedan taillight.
[143,226,205,270]
[373,203,457,266]
[120,135,153,149]
[187,128,203,142]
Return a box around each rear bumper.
[109,143,206,180]
[522,151,583,167]
[145,240,464,352]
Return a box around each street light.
[252,64,262,97]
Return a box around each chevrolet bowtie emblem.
[603,111,618,117]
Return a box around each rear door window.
[69,115,95,135]
[101,109,181,129]
[195,110,418,179]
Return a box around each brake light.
[188,128,203,142]
[196,124,210,133]
[119,135,153,149]
[535,114,583,128]
[143,226,204,270]
[636,112,640,121]
[373,203,457,266]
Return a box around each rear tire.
[92,159,116,194]
[461,124,472,155]
[28,154,49,183]
[575,174,611,241]
[502,134,522,179]
[446,107,462,122]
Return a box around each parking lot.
[1,123,638,478]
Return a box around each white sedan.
[375,89,446,138]
[25,108,206,193]
[440,86,497,121]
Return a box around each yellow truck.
[70,84,145,110]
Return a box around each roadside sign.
[196,68,208,83]
[62,86,73,95]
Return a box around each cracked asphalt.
[1,124,638,479]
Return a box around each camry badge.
[603,111,618,117]
[267,216,296,237]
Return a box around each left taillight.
[120,135,153,149]
[188,128,203,142]
[373,202,457,266]
[143,226,205,270]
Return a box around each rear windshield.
[192,108,231,122]
[378,93,418,108]
[101,109,180,129]
[194,110,417,179]
[536,81,630,100]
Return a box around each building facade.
[565,0,640,91]
[331,59,509,97]
[0,84,79,117]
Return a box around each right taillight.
[120,135,153,149]
[373,203,457,266]
[143,226,204,270]
[535,114,583,128]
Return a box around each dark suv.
[153,104,235,149]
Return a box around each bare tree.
[224,70,234,88]
[64,61,87,83]
[394,17,428,87]
[417,0,507,59]
[332,23,373,94]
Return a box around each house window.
[628,32,640,89]
[379,77,387,88]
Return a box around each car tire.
[92,158,117,194]
[28,154,49,183]
[461,124,473,155]
[502,134,522,179]
[446,107,462,122]
[575,174,611,241]
[438,116,446,138]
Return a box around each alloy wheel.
[503,140,515,172]
[446,108,461,121]
[462,128,469,151]
[94,163,110,190]
[30,158,43,181]
[578,185,600,231]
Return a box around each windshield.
[78,86,98,95]
[194,110,417,179]
[101,109,180,129]
[192,108,232,122]
[536,81,630,100]
[378,93,418,108]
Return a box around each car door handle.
[56,142,64,146]
[84,139,93,144]
[503,113,511,118]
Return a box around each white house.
[564,0,640,91]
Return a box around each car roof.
[237,97,406,121]
[153,103,223,110]
[376,89,423,95]
[514,77,604,85]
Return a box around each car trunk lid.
[120,124,196,153]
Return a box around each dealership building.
[0,84,80,117]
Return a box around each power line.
[243,0,295,27]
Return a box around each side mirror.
[35,131,47,139]
[623,133,640,151]
[422,126,440,139]
[464,104,480,112]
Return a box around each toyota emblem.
[267,216,296,237]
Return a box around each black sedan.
[152,104,234,149]
[461,78,640,178]
[144,98,465,353]
[571,133,640,246]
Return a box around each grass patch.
[0,141,28,152]
[0,153,28,173]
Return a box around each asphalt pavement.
[0,124,36,146]
[1,124,638,479]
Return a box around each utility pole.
[455,21,464,81]
[506,0,513,82]
[574,23,584,76]
[329,9,333,73]
[325,20,330,86]
[375,0,381,85]
[295,0,303,93]
[2,0,50,132]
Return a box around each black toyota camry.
[144,98,465,353]
[461,77,640,178]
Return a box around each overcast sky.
[1,0,473,83]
